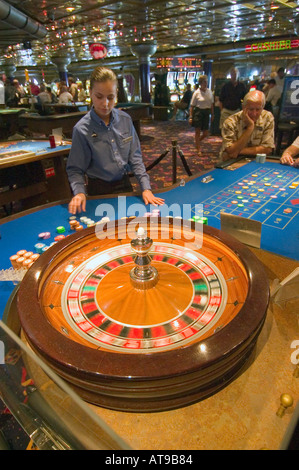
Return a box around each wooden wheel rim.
[17,218,269,410]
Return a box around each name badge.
[122,136,133,143]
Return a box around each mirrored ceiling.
[0,0,298,72]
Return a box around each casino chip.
[38,232,51,239]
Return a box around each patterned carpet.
[136,118,222,192]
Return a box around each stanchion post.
[172,140,177,184]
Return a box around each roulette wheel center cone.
[96,227,196,326]
[96,261,195,326]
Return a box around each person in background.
[68,77,78,101]
[37,84,51,106]
[171,83,193,119]
[67,66,164,214]
[56,80,67,98]
[12,79,25,99]
[264,78,281,120]
[46,86,57,103]
[188,75,214,156]
[4,79,19,107]
[219,90,274,161]
[58,85,73,104]
[154,77,170,106]
[264,79,281,108]
[275,67,285,95]
[219,67,246,129]
[280,136,299,167]
[35,84,51,114]
[30,81,40,96]
[77,82,87,102]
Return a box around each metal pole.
[172,140,177,184]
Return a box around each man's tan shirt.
[220,109,275,160]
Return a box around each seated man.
[172,84,193,119]
[219,90,275,161]
[280,136,299,167]
[35,84,51,114]
[58,85,73,104]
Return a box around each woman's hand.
[142,190,165,206]
[68,193,86,214]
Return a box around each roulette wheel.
[17,217,269,412]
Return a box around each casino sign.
[245,39,299,53]
[156,57,202,69]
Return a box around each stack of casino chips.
[191,215,208,224]
[9,250,40,270]
[69,217,82,231]
[34,231,52,254]
[79,216,96,227]
[69,216,96,231]
[54,226,66,241]
[34,229,66,254]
